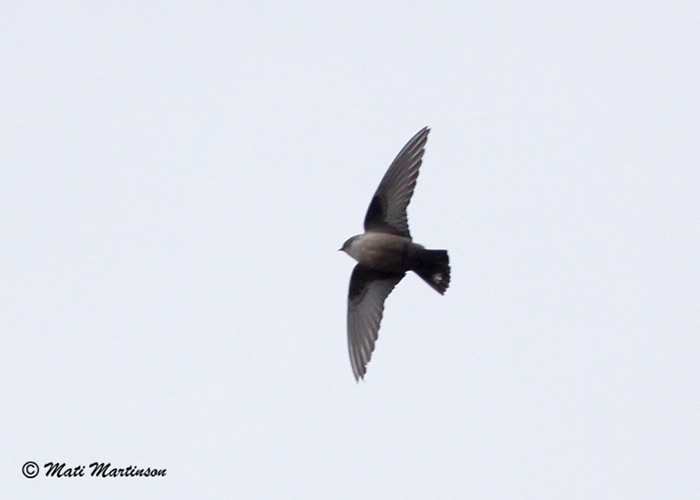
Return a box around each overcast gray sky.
[2,1,699,498]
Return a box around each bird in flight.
[340,127,450,381]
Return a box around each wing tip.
[351,356,367,382]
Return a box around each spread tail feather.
[414,249,450,294]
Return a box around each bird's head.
[339,235,359,255]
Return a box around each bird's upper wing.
[347,264,405,381]
[363,127,430,238]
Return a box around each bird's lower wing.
[347,264,405,381]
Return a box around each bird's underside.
[342,127,450,381]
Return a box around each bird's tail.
[414,249,450,295]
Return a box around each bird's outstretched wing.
[363,127,430,238]
[347,264,405,381]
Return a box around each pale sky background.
[2,1,699,498]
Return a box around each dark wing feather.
[364,127,430,238]
[347,264,405,381]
